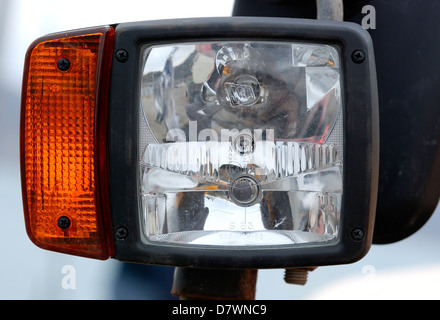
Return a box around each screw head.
[115,227,129,240]
[351,228,365,241]
[115,49,129,63]
[352,50,366,64]
[57,216,71,230]
[57,57,71,71]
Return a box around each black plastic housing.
[108,17,379,269]
[233,0,440,246]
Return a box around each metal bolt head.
[351,228,365,241]
[57,57,71,71]
[115,226,129,240]
[115,49,129,63]
[57,216,71,230]
[352,50,366,64]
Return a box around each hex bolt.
[115,226,129,240]
[57,57,71,71]
[352,50,366,64]
[351,228,365,241]
[115,49,129,63]
[57,216,71,230]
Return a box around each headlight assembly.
[21,17,378,269]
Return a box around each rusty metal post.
[172,268,258,300]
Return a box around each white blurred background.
[1,0,439,300]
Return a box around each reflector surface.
[139,41,343,247]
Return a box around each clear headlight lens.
[139,41,343,247]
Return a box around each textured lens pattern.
[22,32,108,257]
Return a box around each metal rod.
[316,0,344,21]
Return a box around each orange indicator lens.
[21,26,114,259]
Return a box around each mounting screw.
[351,50,366,64]
[57,57,71,71]
[351,228,365,241]
[115,49,129,63]
[115,227,129,240]
[57,216,71,230]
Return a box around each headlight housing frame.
[108,17,379,269]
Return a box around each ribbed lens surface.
[22,29,113,258]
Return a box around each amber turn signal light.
[20,26,115,259]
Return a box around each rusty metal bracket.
[172,268,258,300]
